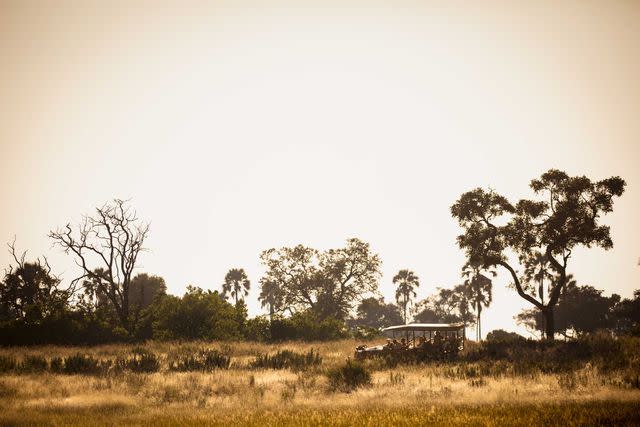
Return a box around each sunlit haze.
[1,0,639,337]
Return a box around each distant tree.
[522,251,553,305]
[152,286,242,340]
[413,286,474,325]
[461,261,494,340]
[129,273,166,333]
[486,329,525,342]
[393,269,419,324]
[451,170,625,340]
[0,240,68,325]
[612,290,640,336]
[517,280,618,338]
[316,239,382,320]
[222,268,250,305]
[259,238,381,320]
[351,297,403,329]
[49,199,150,334]
[258,278,284,320]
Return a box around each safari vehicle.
[354,323,466,361]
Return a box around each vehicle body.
[354,323,466,361]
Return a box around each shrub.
[326,359,372,392]
[117,348,160,373]
[251,349,321,371]
[19,355,48,373]
[169,349,230,372]
[62,353,102,375]
[0,355,17,373]
[50,357,64,373]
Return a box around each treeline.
[1,169,640,345]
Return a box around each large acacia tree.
[451,170,625,340]
[259,238,381,320]
[49,199,149,334]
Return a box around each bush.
[61,354,102,375]
[251,349,321,371]
[0,355,17,373]
[326,359,372,392]
[118,348,160,373]
[269,311,349,341]
[19,355,48,373]
[169,348,230,372]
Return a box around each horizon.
[1,0,639,338]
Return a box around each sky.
[1,0,639,338]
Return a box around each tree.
[517,281,618,337]
[151,286,243,340]
[0,240,68,325]
[259,238,381,320]
[351,297,403,329]
[258,278,284,320]
[413,286,474,325]
[612,290,640,336]
[222,268,250,305]
[451,170,625,340]
[49,199,150,334]
[393,269,419,324]
[461,261,494,340]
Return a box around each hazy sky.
[1,0,639,337]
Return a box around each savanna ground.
[1,339,639,426]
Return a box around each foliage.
[168,349,230,371]
[350,297,403,330]
[250,349,321,370]
[451,170,626,339]
[269,311,348,341]
[151,286,244,340]
[259,238,381,320]
[59,353,103,375]
[49,199,150,335]
[0,242,68,327]
[413,286,474,324]
[222,268,250,305]
[117,348,160,373]
[326,359,372,392]
[517,282,620,338]
[19,355,48,373]
[393,269,419,324]
[612,290,640,336]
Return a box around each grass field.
[1,339,639,426]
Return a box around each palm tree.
[222,268,250,305]
[462,262,494,341]
[523,251,553,305]
[258,278,283,320]
[393,269,420,324]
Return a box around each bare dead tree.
[49,199,149,333]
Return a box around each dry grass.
[1,339,639,425]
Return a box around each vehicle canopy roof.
[382,323,465,334]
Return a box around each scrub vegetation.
[1,336,639,426]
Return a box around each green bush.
[19,355,48,373]
[0,355,17,373]
[326,359,372,392]
[169,348,230,372]
[251,349,321,371]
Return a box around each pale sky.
[1,0,639,338]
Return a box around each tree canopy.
[451,169,625,339]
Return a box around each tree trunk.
[543,306,555,341]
